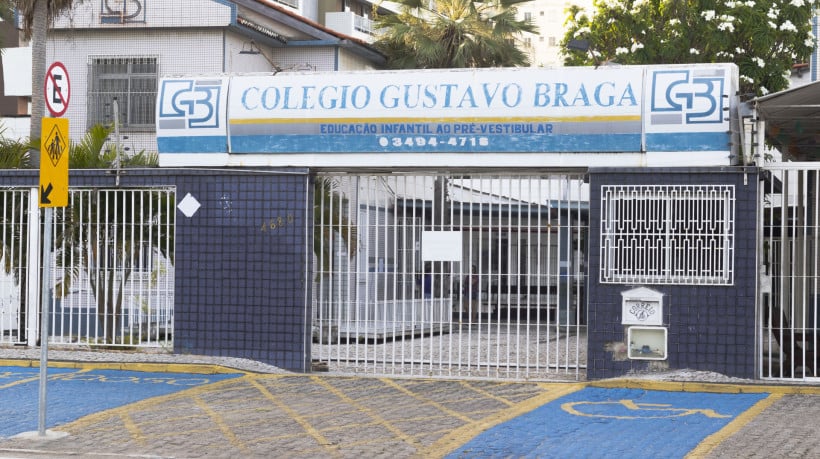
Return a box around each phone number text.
[378,136,489,148]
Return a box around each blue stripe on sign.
[228,133,642,153]
[157,133,731,154]
[0,367,241,438]
[157,136,228,153]
[447,387,768,459]
[646,132,730,152]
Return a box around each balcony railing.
[325,11,375,39]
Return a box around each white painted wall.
[47,29,225,154]
[52,0,233,29]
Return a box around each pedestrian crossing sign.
[40,117,69,207]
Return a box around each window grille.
[600,184,735,285]
[87,56,157,131]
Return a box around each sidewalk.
[0,356,818,458]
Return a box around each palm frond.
[373,0,537,69]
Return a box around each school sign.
[156,64,739,168]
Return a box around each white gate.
[312,173,588,380]
[760,164,820,379]
[0,187,175,348]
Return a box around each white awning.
[755,81,820,161]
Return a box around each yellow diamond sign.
[40,117,69,207]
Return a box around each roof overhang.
[754,81,820,161]
[232,0,386,65]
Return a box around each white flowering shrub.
[560,0,818,97]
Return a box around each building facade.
[35,0,385,153]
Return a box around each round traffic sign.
[44,61,71,117]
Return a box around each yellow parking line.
[0,368,91,389]
[590,379,820,396]
[119,412,147,447]
[62,375,246,432]
[379,378,474,423]
[311,375,423,451]
[192,394,249,454]
[459,380,517,407]
[0,375,40,389]
[0,359,248,375]
[422,383,584,459]
[685,393,784,458]
[247,376,341,458]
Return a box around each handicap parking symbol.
[447,387,769,459]
[562,398,731,420]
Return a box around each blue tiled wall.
[0,169,312,372]
[171,171,311,372]
[587,168,758,379]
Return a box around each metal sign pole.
[38,207,52,436]
[37,61,70,437]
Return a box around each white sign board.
[421,231,462,262]
[157,64,739,168]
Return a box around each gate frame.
[310,170,591,380]
[758,162,820,380]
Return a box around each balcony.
[325,11,375,42]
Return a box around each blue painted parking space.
[0,366,242,438]
[447,387,769,458]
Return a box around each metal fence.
[312,173,588,380]
[0,188,32,345]
[0,187,175,348]
[760,164,820,380]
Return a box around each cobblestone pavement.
[0,359,819,458]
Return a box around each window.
[600,184,735,285]
[548,36,557,46]
[87,56,157,131]
[524,12,532,21]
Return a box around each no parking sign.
[44,61,70,117]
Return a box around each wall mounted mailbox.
[628,326,668,360]
[621,287,663,325]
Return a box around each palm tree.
[53,124,170,343]
[54,187,173,344]
[372,0,537,69]
[314,176,356,276]
[0,131,34,169]
[12,0,80,167]
[373,0,536,269]
[312,176,358,333]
